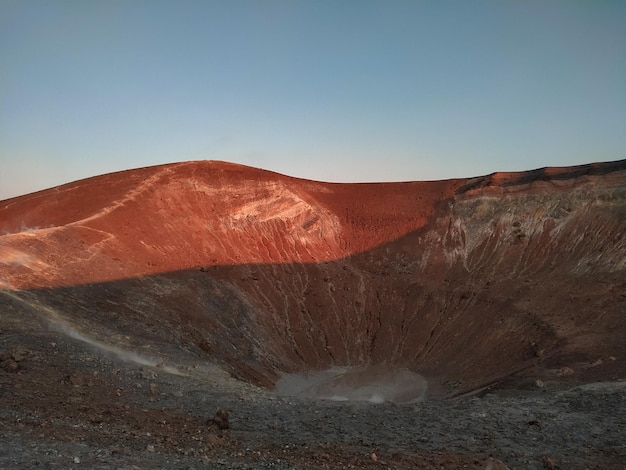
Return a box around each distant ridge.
[457,158,626,194]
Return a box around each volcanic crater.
[1,159,625,468]
[0,160,626,470]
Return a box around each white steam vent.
[274,365,428,403]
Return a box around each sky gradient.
[1,0,625,200]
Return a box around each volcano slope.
[1,159,625,469]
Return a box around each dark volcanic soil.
[1,159,626,469]
[1,307,624,469]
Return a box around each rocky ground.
[1,309,624,470]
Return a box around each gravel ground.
[1,312,625,469]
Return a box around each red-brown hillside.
[0,161,460,290]
[1,159,625,394]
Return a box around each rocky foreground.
[1,307,624,469]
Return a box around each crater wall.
[1,160,624,395]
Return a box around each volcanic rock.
[209,409,230,430]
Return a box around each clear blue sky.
[1,0,625,200]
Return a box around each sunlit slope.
[0,160,459,289]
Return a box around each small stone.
[11,349,29,362]
[540,455,557,469]
[371,452,378,462]
[73,456,80,464]
[556,367,574,377]
[535,379,545,388]
[2,359,19,372]
[209,409,229,430]
[140,368,156,379]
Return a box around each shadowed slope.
[1,160,625,394]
